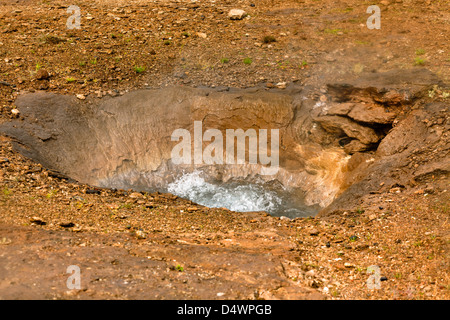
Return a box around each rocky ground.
[0,0,449,300]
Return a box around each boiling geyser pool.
[165,171,317,218]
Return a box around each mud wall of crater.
[1,68,447,213]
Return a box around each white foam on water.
[167,171,283,213]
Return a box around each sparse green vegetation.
[415,49,426,56]
[324,28,342,35]
[414,57,426,66]
[175,264,184,272]
[243,57,252,65]
[66,77,76,83]
[133,66,146,73]
[2,187,11,197]
[220,58,229,63]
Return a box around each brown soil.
[0,0,449,300]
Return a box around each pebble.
[30,216,46,225]
[59,221,75,228]
[76,94,86,100]
[135,230,147,239]
[35,69,50,80]
[276,82,287,89]
[228,9,247,20]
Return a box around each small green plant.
[164,40,171,45]
[133,66,146,73]
[414,57,426,66]
[220,58,229,63]
[46,189,58,199]
[79,61,86,66]
[300,60,308,69]
[35,62,42,71]
[90,58,97,65]
[356,208,365,214]
[413,240,423,247]
[175,264,184,272]
[394,272,402,279]
[243,57,252,65]
[324,28,342,35]
[415,49,425,56]
[262,35,276,44]
[2,187,11,197]
[119,203,133,209]
[181,32,190,37]
[66,77,76,83]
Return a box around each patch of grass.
[46,189,58,199]
[133,66,146,73]
[175,264,184,272]
[413,240,423,247]
[35,62,42,71]
[262,35,276,44]
[220,58,229,63]
[119,203,133,209]
[414,57,426,66]
[415,49,426,56]
[79,61,86,67]
[2,187,11,197]
[324,28,342,35]
[243,57,252,65]
[355,40,370,45]
[356,208,365,214]
[66,77,76,83]
[90,58,97,65]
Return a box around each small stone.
[129,192,142,198]
[309,229,320,236]
[276,82,287,89]
[135,230,147,239]
[344,262,354,268]
[30,216,46,225]
[11,108,20,116]
[85,189,100,195]
[187,207,198,212]
[380,276,388,281]
[228,9,247,20]
[59,221,75,228]
[389,187,401,193]
[196,32,207,39]
[76,94,86,100]
[35,69,50,80]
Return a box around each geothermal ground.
[0,0,449,300]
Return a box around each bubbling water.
[166,171,316,218]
